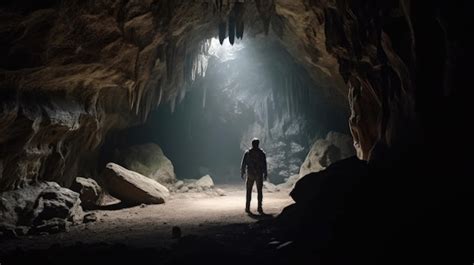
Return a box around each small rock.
[71,177,103,210]
[179,186,189,193]
[215,188,226,196]
[175,180,184,189]
[195,175,214,189]
[172,226,181,239]
[83,213,97,223]
[140,203,147,208]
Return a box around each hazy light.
[208,37,245,62]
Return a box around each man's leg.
[245,175,255,212]
[256,176,263,213]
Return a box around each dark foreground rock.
[102,163,170,204]
[0,182,83,235]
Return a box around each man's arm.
[240,151,248,179]
[263,152,268,180]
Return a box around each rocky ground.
[0,185,293,265]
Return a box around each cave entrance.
[101,36,348,185]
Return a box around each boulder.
[71,177,103,210]
[291,157,367,204]
[195,175,214,189]
[299,131,356,177]
[118,143,177,184]
[0,182,82,234]
[103,163,169,204]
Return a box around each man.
[241,138,268,214]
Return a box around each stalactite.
[228,14,236,45]
[156,84,163,107]
[218,21,226,44]
[234,2,245,39]
[170,95,176,113]
[202,86,207,108]
[166,42,176,80]
[255,0,273,35]
[237,22,244,39]
[178,83,186,104]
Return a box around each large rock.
[71,177,103,210]
[103,163,169,204]
[0,182,82,235]
[195,175,214,189]
[119,143,177,184]
[291,157,367,204]
[299,131,356,178]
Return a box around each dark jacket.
[241,147,267,177]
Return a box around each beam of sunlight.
[208,37,246,62]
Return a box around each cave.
[0,1,472,265]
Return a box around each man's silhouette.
[241,138,268,213]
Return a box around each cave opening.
[100,36,349,185]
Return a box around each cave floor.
[0,185,294,264]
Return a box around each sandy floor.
[0,185,293,252]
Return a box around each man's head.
[251,138,260,148]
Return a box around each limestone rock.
[174,180,184,189]
[214,188,226,196]
[299,132,356,178]
[195,175,214,189]
[119,143,177,184]
[102,162,169,204]
[71,177,103,210]
[0,182,82,234]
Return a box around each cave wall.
[1,0,470,191]
[0,0,231,190]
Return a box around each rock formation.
[299,131,355,177]
[70,177,103,210]
[0,182,83,236]
[102,162,169,204]
[115,143,177,184]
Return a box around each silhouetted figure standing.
[241,138,268,213]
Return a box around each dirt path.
[0,185,293,253]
